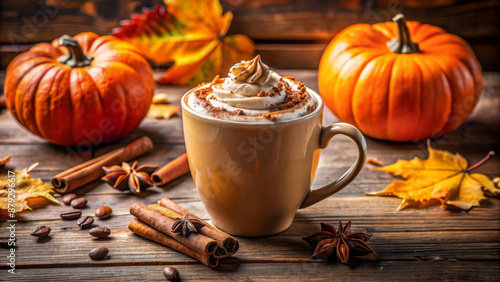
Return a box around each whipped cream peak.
[186,55,318,122]
[229,55,272,86]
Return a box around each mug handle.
[300,122,367,209]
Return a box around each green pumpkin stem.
[58,35,93,67]
[387,14,419,54]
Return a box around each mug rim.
[180,82,324,126]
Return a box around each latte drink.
[182,56,367,236]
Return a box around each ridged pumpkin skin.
[4,32,155,146]
[318,15,482,141]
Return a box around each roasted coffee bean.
[77,216,94,229]
[89,247,108,260]
[163,266,180,281]
[70,197,87,208]
[31,226,51,238]
[95,206,112,219]
[89,226,111,238]
[1,236,15,248]
[62,193,77,205]
[60,209,82,220]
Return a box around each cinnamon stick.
[52,136,153,193]
[151,153,190,186]
[130,203,218,255]
[159,197,239,256]
[148,204,228,258]
[129,218,219,268]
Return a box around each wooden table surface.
[1,70,499,281]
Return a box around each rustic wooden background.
[0,0,499,70]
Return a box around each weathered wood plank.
[2,135,498,175]
[1,203,499,268]
[1,0,499,69]
[228,0,500,40]
[1,71,499,147]
[5,193,500,226]
[1,137,498,203]
[4,261,499,281]
[1,0,497,42]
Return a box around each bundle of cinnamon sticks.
[129,197,239,268]
[51,136,191,193]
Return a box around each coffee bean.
[89,247,108,260]
[77,216,94,229]
[60,210,82,220]
[1,236,15,248]
[31,226,51,238]
[163,266,180,281]
[95,206,112,219]
[62,193,77,205]
[0,237,8,247]
[70,197,87,208]
[89,227,111,238]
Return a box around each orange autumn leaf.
[367,141,498,211]
[147,104,179,119]
[112,1,255,85]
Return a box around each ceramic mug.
[181,85,367,236]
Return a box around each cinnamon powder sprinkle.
[192,77,315,121]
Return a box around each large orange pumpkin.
[318,14,482,141]
[4,32,154,146]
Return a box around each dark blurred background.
[1,0,499,70]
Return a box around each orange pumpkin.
[318,14,482,141]
[4,32,154,146]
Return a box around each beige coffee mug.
[181,85,367,236]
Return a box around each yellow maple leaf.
[367,141,498,211]
[112,1,255,85]
[0,158,61,213]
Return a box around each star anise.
[101,161,158,194]
[171,214,205,237]
[302,221,373,264]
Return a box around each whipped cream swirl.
[187,55,317,122]
[209,55,286,111]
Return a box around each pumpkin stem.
[387,14,419,54]
[58,35,93,67]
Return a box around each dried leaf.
[0,157,61,212]
[367,158,382,166]
[147,104,180,119]
[367,141,498,211]
[0,155,11,166]
[152,93,169,104]
[157,34,254,85]
[112,1,254,85]
[493,177,500,188]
